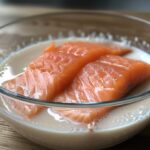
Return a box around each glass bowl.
[0,12,150,150]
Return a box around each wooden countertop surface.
[0,5,150,150]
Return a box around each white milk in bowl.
[0,38,150,150]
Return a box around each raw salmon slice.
[53,55,150,124]
[3,41,131,118]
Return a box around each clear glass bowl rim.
[0,11,150,108]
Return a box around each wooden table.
[0,5,150,150]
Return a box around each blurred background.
[0,0,150,10]
[0,0,150,26]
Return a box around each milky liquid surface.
[0,38,150,133]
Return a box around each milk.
[0,38,150,150]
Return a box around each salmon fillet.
[3,41,131,118]
[53,55,150,124]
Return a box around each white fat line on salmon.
[100,60,130,70]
